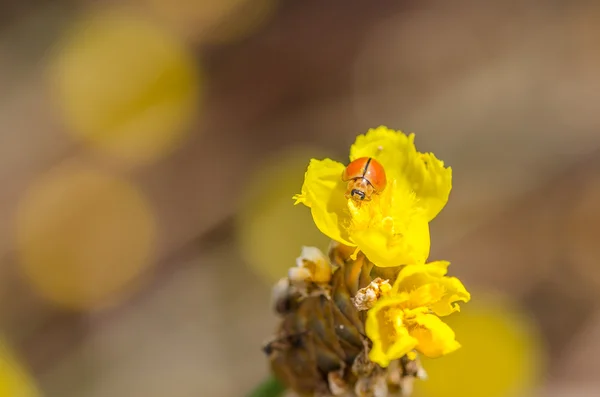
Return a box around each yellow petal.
[406,283,449,309]
[350,126,418,182]
[294,158,353,246]
[415,152,453,221]
[349,126,452,221]
[392,261,450,293]
[349,179,431,267]
[393,261,471,315]
[352,220,430,268]
[410,313,461,358]
[366,296,418,367]
[429,276,471,317]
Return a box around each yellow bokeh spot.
[47,7,201,164]
[16,163,157,310]
[236,147,332,284]
[414,294,545,397]
[0,339,40,397]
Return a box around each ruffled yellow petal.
[366,296,418,367]
[293,158,353,246]
[410,312,461,358]
[415,152,453,221]
[392,261,471,315]
[350,126,452,221]
[429,276,471,317]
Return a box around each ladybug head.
[350,189,366,201]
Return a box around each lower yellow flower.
[293,126,452,268]
[366,261,470,367]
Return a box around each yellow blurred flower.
[366,261,470,367]
[16,163,157,310]
[47,7,201,164]
[293,126,452,268]
[0,339,41,397]
[413,295,544,397]
[236,146,331,284]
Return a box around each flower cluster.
[365,261,470,367]
[294,126,470,368]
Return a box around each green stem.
[247,376,286,397]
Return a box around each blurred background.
[1,0,600,396]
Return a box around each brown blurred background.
[1,0,600,396]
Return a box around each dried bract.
[352,278,391,311]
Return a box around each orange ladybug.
[341,157,387,201]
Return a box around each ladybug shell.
[341,157,387,192]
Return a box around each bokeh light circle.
[47,7,201,164]
[235,146,332,284]
[16,164,157,310]
[0,338,41,397]
[414,294,545,397]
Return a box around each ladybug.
[341,157,387,201]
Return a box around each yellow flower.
[366,261,470,367]
[293,126,452,268]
